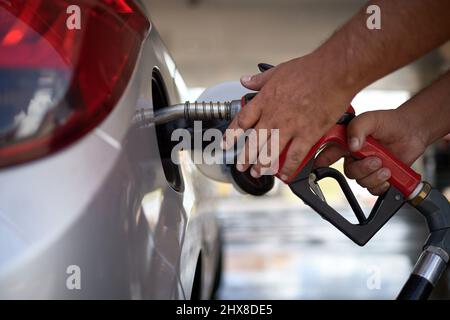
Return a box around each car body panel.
[0,1,220,299]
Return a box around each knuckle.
[357,178,370,189]
[357,161,371,176]
[375,175,385,184]
[288,151,303,165]
[345,162,361,179]
[344,156,355,166]
[237,113,249,128]
[280,160,296,174]
[281,152,303,176]
[344,165,354,178]
[361,165,374,176]
[253,164,265,174]
[370,184,388,196]
[368,181,390,195]
[280,167,294,177]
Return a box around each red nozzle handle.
[239,95,421,197]
[277,106,421,197]
[351,135,421,197]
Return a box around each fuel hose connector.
[133,100,242,126]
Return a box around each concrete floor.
[147,0,450,300]
[214,193,450,300]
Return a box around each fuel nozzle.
[133,99,242,126]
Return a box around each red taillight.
[0,0,150,167]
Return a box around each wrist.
[395,107,433,148]
[303,50,360,104]
[397,71,450,146]
[310,42,366,100]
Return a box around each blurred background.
[147,0,450,299]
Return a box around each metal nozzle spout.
[183,100,241,122]
[133,100,241,126]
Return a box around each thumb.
[240,67,276,91]
[347,111,381,152]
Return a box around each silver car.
[0,0,222,299]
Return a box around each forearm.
[398,70,450,145]
[312,0,450,94]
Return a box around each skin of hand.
[222,0,450,182]
[222,54,354,181]
[316,70,450,195]
[314,109,428,195]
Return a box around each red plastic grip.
[277,118,421,198]
[239,96,421,197]
[352,136,421,196]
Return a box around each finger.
[346,111,382,152]
[250,128,293,177]
[343,156,382,180]
[278,136,310,181]
[356,167,391,190]
[240,67,276,91]
[236,122,271,173]
[368,182,390,196]
[249,128,280,177]
[221,123,244,150]
[314,144,348,168]
[221,100,262,149]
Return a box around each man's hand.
[222,54,354,181]
[316,69,450,195]
[221,0,450,182]
[315,109,428,195]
